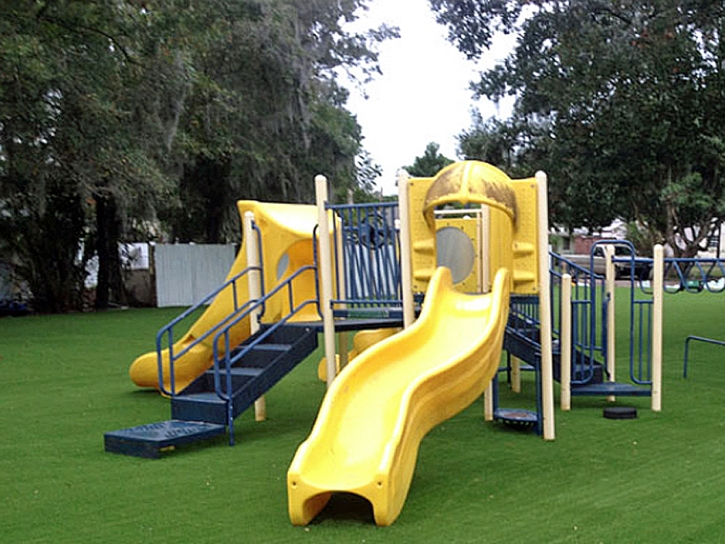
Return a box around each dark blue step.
[571,382,651,396]
[105,324,318,458]
[235,344,292,368]
[552,350,605,385]
[172,325,318,424]
[104,420,226,459]
[172,392,228,424]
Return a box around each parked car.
[564,245,652,280]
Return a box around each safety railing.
[550,251,607,384]
[211,263,319,445]
[591,240,653,386]
[328,201,402,317]
[155,224,266,397]
[508,295,541,345]
[683,335,725,378]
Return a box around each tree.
[0,1,175,311]
[160,0,398,243]
[0,0,397,311]
[431,0,725,255]
[404,142,454,177]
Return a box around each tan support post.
[561,273,572,411]
[244,211,266,422]
[397,170,415,328]
[316,175,337,388]
[536,171,555,440]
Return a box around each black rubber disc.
[603,406,638,420]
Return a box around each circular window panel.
[436,226,475,285]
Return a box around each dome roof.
[423,161,518,226]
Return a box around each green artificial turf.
[1,290,725,543]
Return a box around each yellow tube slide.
[287,266,511,526]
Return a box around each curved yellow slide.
[288,266,511,526]
[129,201,321,393]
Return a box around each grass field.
[2,288,725,543]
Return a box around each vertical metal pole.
[244,212,266,422]
[397,169,415,328]
[316,175,338,388]
[561,273,572,411]
[605,245,616,403]
[536,171,555,440]
[652,244,664,411]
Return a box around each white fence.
[154,244,236,307]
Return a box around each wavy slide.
[287,267,511,526]
[128,247,256,394]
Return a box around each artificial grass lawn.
[1,289,725,543]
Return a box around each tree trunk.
[94,192,126,310]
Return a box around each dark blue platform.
[571,382,651,396]
[493,408,538,429]
[104,420,226,459]
[105,322,320,458]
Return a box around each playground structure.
[104,159,684,526]
[506,241,665,420]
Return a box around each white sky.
[346,0,517,195]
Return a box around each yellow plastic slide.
[287,266,511,526]
[129,201,321,393]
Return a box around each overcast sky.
[345,0,516,195]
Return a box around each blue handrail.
[590,240,655,385]
[155,224,266,397]
[549,251,606,384]
[211,263,320,445]
[683,335,725,378]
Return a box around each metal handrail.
[683,335,725,378]
[550,251,606,384]
[155,223,266,397]
[155,265,263,397]
[210,263,319,445]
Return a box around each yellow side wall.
[407,177,437,294]
[510,178,539,294]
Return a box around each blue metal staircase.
[504,314,650,395]
[104,323,318,459]
[171,323,318,424]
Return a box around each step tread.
[493,408,538,423]
[174,392,225,404]
[571,382,651,396]
[207,367,263,377]
[244,343,292,352]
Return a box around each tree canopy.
[0,0,396,312]
[433,0,725,256]
[404,142,454,178]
